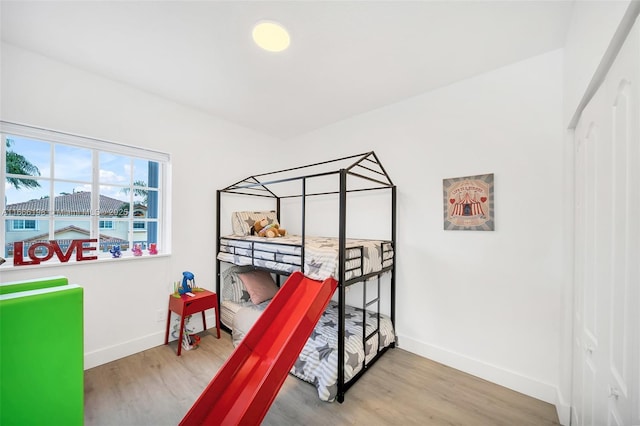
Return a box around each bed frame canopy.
[215,151,396,402]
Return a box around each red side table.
[164,289,220,356]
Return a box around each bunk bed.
[215,151,396,403]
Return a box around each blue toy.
[109,245,122,258]
[179,271,196,295]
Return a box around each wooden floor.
[84,331,560,426]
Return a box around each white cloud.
[99,169,127,184]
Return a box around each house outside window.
[132,208,146,230]
[1,121,171,264]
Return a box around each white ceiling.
[1,1,575,139]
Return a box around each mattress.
[220,298,250,330]
[217,235,394,281]
[228,298,395,402]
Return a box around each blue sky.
[5,135,150,205]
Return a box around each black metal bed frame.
[215,151,396,403]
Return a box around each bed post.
[391,185,397,338]
[216,189,222,312]
[301,178,306,272]
[337,169,347,403]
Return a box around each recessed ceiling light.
[252,21,290,52]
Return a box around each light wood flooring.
[84,330,560,425]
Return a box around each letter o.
[28,242,54,262]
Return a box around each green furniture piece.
[0,275,70,295]
[0,276,84,426]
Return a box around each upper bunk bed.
[215,151,396,403]
[216,152,396,282]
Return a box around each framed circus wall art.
[443,173,494,231]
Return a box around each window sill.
[0,252,171,272]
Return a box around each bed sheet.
[227,299,395,402]
[217,235,393,281]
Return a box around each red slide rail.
[180,271,338,426]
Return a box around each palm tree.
[5,139,41,189]
[118,181,149,217]
[120,180,148,204]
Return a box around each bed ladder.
[361,273,382,370]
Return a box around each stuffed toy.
[148,243,158,255]
[109,245,122,258]
[251,218,286,238]
[132,243,143,256]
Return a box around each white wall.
[0,43,279,368]
[563,0,632,125]
[284,50,565,408]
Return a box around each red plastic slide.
[180,271,338,426]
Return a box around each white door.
[572,15,640,426]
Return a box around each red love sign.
[480,197,487,203]
[13,239,98,266]
[449,199,456,204]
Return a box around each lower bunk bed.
[218,259,395,402]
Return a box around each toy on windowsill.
[132,244,143,256]
[148,243,158,255]
[109,245,122,258]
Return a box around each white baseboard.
[84,332,163,370]
[398,335,569,425]
[84,313,218,370]
[555,388,571,426]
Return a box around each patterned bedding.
[227,298,395,402]
[217,235,394,281]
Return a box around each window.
[1,121,171,264]
[11,219,38,231]
[99,220,114,230]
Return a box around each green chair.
[1,276,83,426]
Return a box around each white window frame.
[1,121,172,266]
